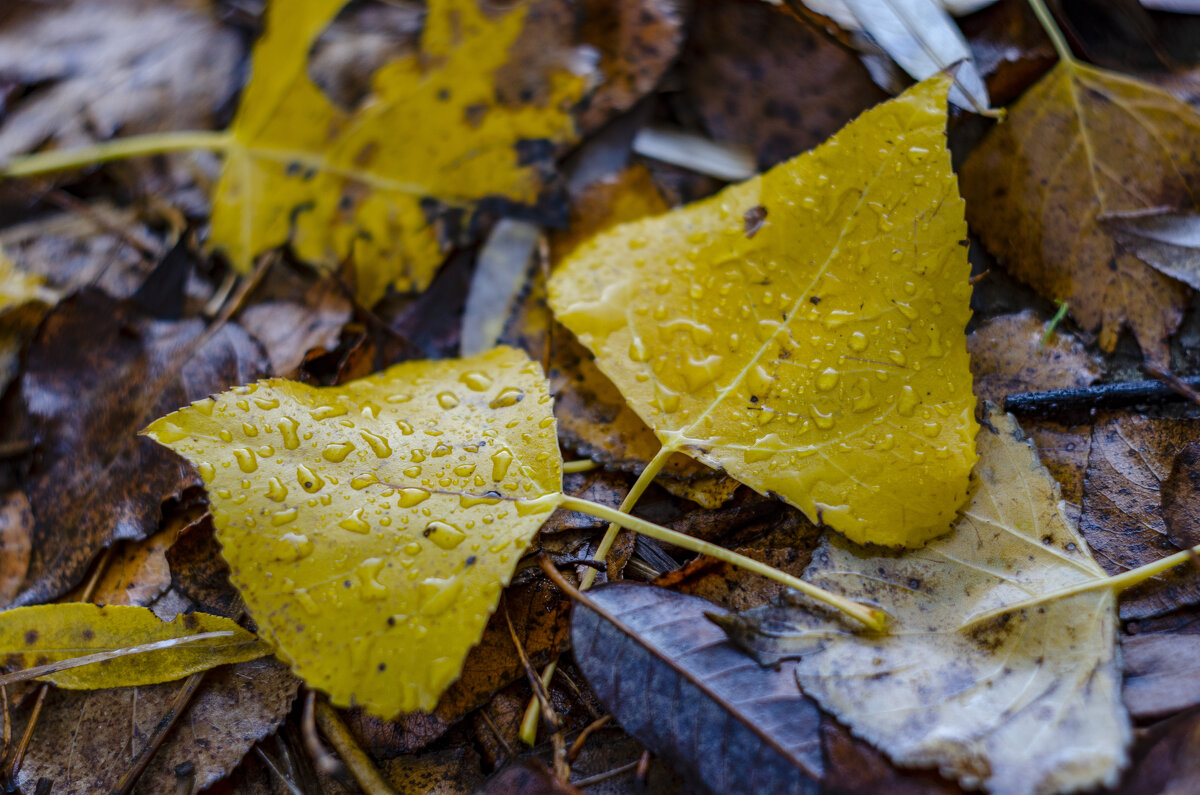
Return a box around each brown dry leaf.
[720,410,1129,794]
[1079,415,1200,619]
[959,0,1055,105]
[0,491,32,607]
[1162,441,1200,550]
[1118,707,1200,795]
[577,0,686,133]
[83,507,202,607]
[382,744,488,794]
[684,0,887,169]
[0,0,242,159]
[14,656,299,795]
[165,513,241,617]
[1122,630,1200,721]
[13,288,268,606]
[967,310,1102,403]
[238,279,352,378]
[961,59,1200,359]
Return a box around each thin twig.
[255,746,306,795]
[567,715,611,763]
[113,671,208,795]
[302,689,342,776]
[313,699,397,795]
[1004,377,1200,420]
[1143,362,1200,409]
[479,707,515,759]
[572,760,639,788]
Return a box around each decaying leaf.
[0,492,33,607]
[549,75,978,547]
[144,347,563,716]
[684,0,887,170]
[1122,630,1200,721]
[0,245,49,313]
[14,289,268,607]
[0,602,267,688]
[210,0,592,306]
[14,655,298,795]
[0,0,242,160]
[967,310,1103,403]
[961,58,1200,358]
[1163,441,1200,550]
[238,277,353,378]
[719,410,1129,794]
[1079,416,1200,619]
[573,582,823,793]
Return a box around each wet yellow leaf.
[143,347,563,716]
[0,603,268,689]
[211,0,589,306]
[720,409,1129,794]
[548,75,977,547]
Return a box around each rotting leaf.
[13,288,268,607]
[961,56,1200,359]
[572,582,823,794]
[0,603,268,689]
[549,75,978,547]
[1078,415,1200,620]
[14,655,298,795]
[210,0,592,306]
[1162,440,1200,551]
[1122,631,1200,721]
[144,346,564,716]
[967,310,1102,404]
[719,409,1129,795]
[0,493,32,608]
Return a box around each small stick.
[567,715,611,763]
[1004,377,1200,420]
[573,760,639,788]
[255,747,305,795]
[113,671,207,795]
[1143,362,1200,409]
[302,690,342,776]
[313,700,396,795]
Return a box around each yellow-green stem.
[519,660,557,746]
[562,459,599,474]
[962,544,1200,630]
[580,446,673,590]
[561,495,888,632]
[1026,0,1076,65]
[2,130,234,178]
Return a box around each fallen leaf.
[1078,415,1200,619]
[967,310,1103,403]
[0,492,32,607]
[572,582,823,793]
[576,0,686,133]
[14,655,298,795]
[1163,441,1200,550]
[961,58,1200,358]
[239,278,352,378]
[165,513,241,617]
[819,718,962,794]
[210,0,592,306]
[1106,211,1200,292]
[549,75,978,547]
[959,0,1055,105]
[1122,630,1200,720]
[144,346,563,716]
[0,0,242,159]
[719,409,1130,794]
[381,742,489,793]
[0,603,268,688]
[479,761,580,794]
[14,288,268,606]
[462,219,542,357]
[87,524,176,608]
[683,0,886,170]
[1116,706,1200,795]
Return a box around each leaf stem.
[562,459,599,474]
[1,130,234,178]
[580,446,673,590]
[560,495,888,632]
[314,700,397,795]
[1026,0,1076,65]
[962,545,1200,629]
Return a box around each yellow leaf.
[143,347,563,716]
[548,75,977,548]
[210,0,588,307]
[0,603,268,689]
[961,60,1200,359]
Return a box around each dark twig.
[1143,362,1200,409]
[1004,376,1200,421]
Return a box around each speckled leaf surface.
[719,410,1130,795]
[211,0,589,306]
[962,61,1200,359]
[549,75,977,547]
[0,603,267,689]
[144,347,563,716]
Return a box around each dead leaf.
[165,513,241,617]
[479,761,580,794]
[14,288,268,606]
[1122,630,1200,721]
[968,310,1103,403]
[14,655,298,795]
[683,0,887,170]
[239,279,352,378]
[961,59,1200,359]
[1164,442,1200,549]
[382,742,488,793]
[573,582,824,793]
[1078,415,1200,619]
[959,0,1055,105]
[720,409,1130,794]
[550,75,978,547]
[145,347,563,716]
[462,220,542,357]
[1117,706,1200,795]
[0,491,32,607]
[210,0,593,306]
[0,0,242,159]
